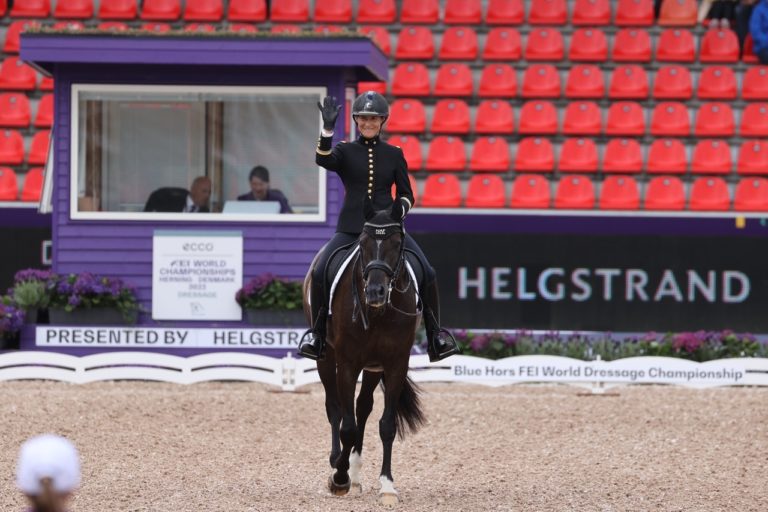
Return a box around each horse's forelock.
[368,209,396,227]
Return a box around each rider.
[297,91,460,363]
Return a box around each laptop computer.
[222,200,281,214]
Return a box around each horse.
[302,198,425,507]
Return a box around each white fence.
[0,351,767,390]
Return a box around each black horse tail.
[382,375,426,439]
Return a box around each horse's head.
[359,196,406,308]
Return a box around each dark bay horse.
[303,199,425,507]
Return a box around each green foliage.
[12,280,50,310]
[236,274,303,311]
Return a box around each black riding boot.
[422,279,460,362]
[298,278,327,361]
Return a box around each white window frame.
[69,83,327,223]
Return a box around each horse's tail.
[382,375,426,439]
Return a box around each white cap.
[16,434,81,495]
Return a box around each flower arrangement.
[0,301,25,345]
[449,329,768,363]
[235,273,303,311]
[11,269,54,312]
[48,272,141,323]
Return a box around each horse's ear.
[363,195,376,221]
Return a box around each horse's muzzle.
[365,282,388,308]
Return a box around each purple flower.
[14,268,53,284]
[503,333,517,347]
[470,334,490,352]
[642,331,659,342]
[0,303,25,336]
[67,295,81,308]
[672,331,706,353]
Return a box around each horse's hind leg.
[349,370,382,494]
[328,364,360,496]
[317,355,340,468]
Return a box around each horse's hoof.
[379,493,399,507]
[349,483,363,495]
[328,475,350,496]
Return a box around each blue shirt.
[751,1,768,54]
[236,189,293,213]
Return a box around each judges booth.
[19,30,386,354]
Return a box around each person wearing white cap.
[16,434,80,512]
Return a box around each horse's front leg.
[378,365,408,507]
[317,353,340,468]
[328,364,360,495]
[349,370,382,494]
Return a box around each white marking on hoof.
[379,492,399,507]
[378,476,398,506]
[349,450,363,487]
[350,483,363,495]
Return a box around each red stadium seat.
[98,21,130,30]
[697,66,736,99]
[743,34,759,63]
[141,22,172,31]
[465,175,506,208]
[486,0,524,25]
[357,81,387,95]
[691,139,732,175]
[439,27,478,60]
[357,0,395,23]
[700,30,739,63]
[515,137,554,172]
[183,0,222,20]
[386,99,426,133]
[314,0,351,22]
[572,0,610,25]
[529,0,566,25]
[615,0,653,26]
[740,104,768,137]
[521,64,560,98]
[568,28,608,62]
[470,136,510,172]
[34,94,53,128]
[4,21,41,53]
[140,0,180,19]
[431,99,470,134]
[603,138,642,173]
[475,100,514,134]
[269,0,308,21]
[656,29,695,62]
[478,64,517,98]
[600,175,640,209]
[525,28,564,61]
[387,135,422,170]
[10,0,49,17]
[421,174,461,207]
[444,0,481,24]
[608,65,648,99]
[645,176,685,210]
[0,93,30,127]
[426,136,466,172]
[605,101,644,136]
[226,0,265,20]
[0,166,18,200]
[559,138,598,173]
[563,101,601,135]
[0,57,37,91]
[695,102,734,137]
[738,141,768,175]
[647,139,687,174]
[98,0,137,18]
[652,65,692,99]
[28,130,49,165]
[742,67,768,100]
[518,100,557,134]
[434,64,473,97]
[511,174,550,208]
[400,0,438,23]
[391,63,430,97]
[395,27,434,60]
[54,0,93,18]
[20,167,43,202]
[650,102,690,136]
[358,26,391,56]
[483,28,522,61]
[611,29,651,62]
[658,0,697,26]
[555,175,595,209]
[565,65,604,99]
[734,178,768,211]
[690,177,730,211]
[0,130,23,164]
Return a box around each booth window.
[72,85,326,221]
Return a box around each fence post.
[281,352,297,392]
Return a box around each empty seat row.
[0,128,52,164]
[387,99,765,138]
[0,94,55,128]
[386,62,768,99]
[419,174,768,211]
[0,166,44,201]
[391,135,768,176]
[390,27,742,64]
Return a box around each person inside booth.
[237,165,293,213]
[143,176,211,213]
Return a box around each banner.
[414,233,768,331]
[152,230,243,321]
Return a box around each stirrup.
[427,328,460,363]
[298,329,325,361]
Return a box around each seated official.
[237,165,293,213]
[144,176,211,213]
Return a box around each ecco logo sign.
[182,243,214,252]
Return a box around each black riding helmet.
[352,90,389,120]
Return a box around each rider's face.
[356,115,384,139]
